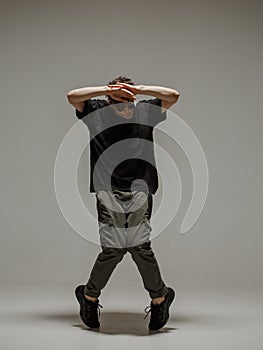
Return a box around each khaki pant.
[84,190,168,299]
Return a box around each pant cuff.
[84,285,101,298]
[150,286,168,299]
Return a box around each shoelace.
[97,303,103,317]
[143,305,152,319]
[143,303,165,320]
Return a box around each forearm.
[67,85,110,102]
[138,85,180,101]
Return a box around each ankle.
[84,294,97,302]
[152,296,165,305]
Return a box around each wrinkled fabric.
[96,189,152,249]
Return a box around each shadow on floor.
[19,308,246,334]
[31,310,178,336]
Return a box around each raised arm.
[67,86,110,113]
[110,83,180,113]
[67,85,136,113]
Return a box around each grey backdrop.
[1,0,262,291]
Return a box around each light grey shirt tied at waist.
[95,189,153,249]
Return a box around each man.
[67,76,180,331]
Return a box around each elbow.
[172,91,180,103]
[67,90,76,103]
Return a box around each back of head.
[108,75,134,86]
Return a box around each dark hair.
[108,75,134,85]
[106,75,135,103]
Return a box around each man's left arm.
[114,83,180,113]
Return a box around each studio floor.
[0,281,262,350]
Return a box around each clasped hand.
[107,83,140,103]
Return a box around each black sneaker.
[75,285,103,328]
[143,287,175,330]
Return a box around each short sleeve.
[75,99,108,119]
[139,98,167,126]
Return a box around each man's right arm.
[67,84,137,113]
[67,85,110,113]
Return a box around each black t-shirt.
[75,98,167,194]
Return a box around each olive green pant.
[84,190,168,299]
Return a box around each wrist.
[104,85,111,93]
[136,84,144,94]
